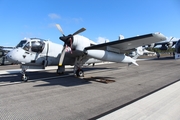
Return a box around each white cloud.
[48,13,83,24]
[72,17,83,23]
[96,37,110,44]
[48,13,61,19]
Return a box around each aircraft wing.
[85,33,166,53]
[154,41,177,46]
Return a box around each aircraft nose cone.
[6,49,20,63]
[6,51,14,62]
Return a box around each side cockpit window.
[31,41,45,53]
[23,42,30,51]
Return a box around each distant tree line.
[146,48,175,53]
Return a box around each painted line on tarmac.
[0,74,18,77]
[0,62,118,75]
[0,66,72,75]
[0,74,74,86]
[91,79,180,120]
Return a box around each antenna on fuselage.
[119,35,124,40]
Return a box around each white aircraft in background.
[147,37,180,59]
[147,37,176,50]
[0,46,14,65]
[6,24,166,82]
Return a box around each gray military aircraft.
[148,37,176,50]
[6,24,166,82]
[147,37,180,58]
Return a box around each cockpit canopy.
[16,38,46,53]
[16,40,27,48]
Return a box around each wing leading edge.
[85,33,166,53]
[154,41,177,46]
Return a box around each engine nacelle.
[86,50,138,66]
[72,35,96,51]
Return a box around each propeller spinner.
[55,24,86,66]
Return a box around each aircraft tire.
[22,75,28,82]
[56,69,64,75]
[76,69,84,77]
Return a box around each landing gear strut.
[21,65,29,82]
[74,56,87,77]
[22,74,28,82]
[57,65,65,75]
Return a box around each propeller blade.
[58,47,66,66]
[55,24,86,66]
[56,24,65,36]
[73,28,86,36]
[169,37,174,42]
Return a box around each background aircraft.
[147,37,176,50]
[6,24,166,82]
[146,37,180,58]
[0,46,14,65]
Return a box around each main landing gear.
[56,56,86,77]
[73,56,86,77]
[56,64,84,77]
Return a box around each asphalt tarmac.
[0,57,179,120]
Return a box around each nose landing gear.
[21,65,29,82]
[22,74,28,82]
[56,65,65,75]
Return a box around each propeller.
[56,24,65,36]
[55,24,86,66]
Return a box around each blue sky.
[0,0,180,46]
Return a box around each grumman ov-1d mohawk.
[147,37,176,50]
[6,24,166,82]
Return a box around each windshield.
[16,40,27,48]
